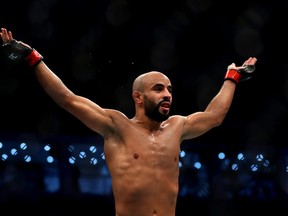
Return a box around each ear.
[132,91,142,104]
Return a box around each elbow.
[214,117,224,127]
[56,91,76,109]
[213,111,229,127]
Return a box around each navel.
[134,153,139,159]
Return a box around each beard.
[144,99,170,122]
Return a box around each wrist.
[24,49,43,67]
[224,69,241,84]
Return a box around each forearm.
[203,57,257,124]
[34,61,74,107]
[204,80,236,123]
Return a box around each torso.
[103,111,185,216]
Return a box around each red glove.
[224,65,255,84]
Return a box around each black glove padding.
[2,39,43,67]
[238,65,256,81]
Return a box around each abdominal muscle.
[113,165,179,216]
[106,143,180,216]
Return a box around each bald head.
[132,71,170,92]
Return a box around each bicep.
[182,111,220,140]
[63,94,114,136]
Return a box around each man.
[0,28,257,216]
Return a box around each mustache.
[161,98,170,103]
[159,98,170,105]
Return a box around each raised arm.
[0,28,114,136]
[181,57,257,140]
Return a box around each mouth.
[160,102,170,112]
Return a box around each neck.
[131,117,163,132]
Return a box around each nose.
[163,88,172,100]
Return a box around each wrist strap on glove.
[25,49,43,67]
[224,69,241,84]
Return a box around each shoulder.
[166,115,187,127]
[105,109,130,121]
[168,115,187,122]
[100,109,132,137]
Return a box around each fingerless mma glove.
[224,65,255,84]
[2,39,43,67]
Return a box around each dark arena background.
[1,0,288,215]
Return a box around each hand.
[227,57,257,71]
[225,57,257,84]
[1,28,33,49]
[0,28,13,44]
[1,28,43,67]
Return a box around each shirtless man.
[0,28,257,216]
